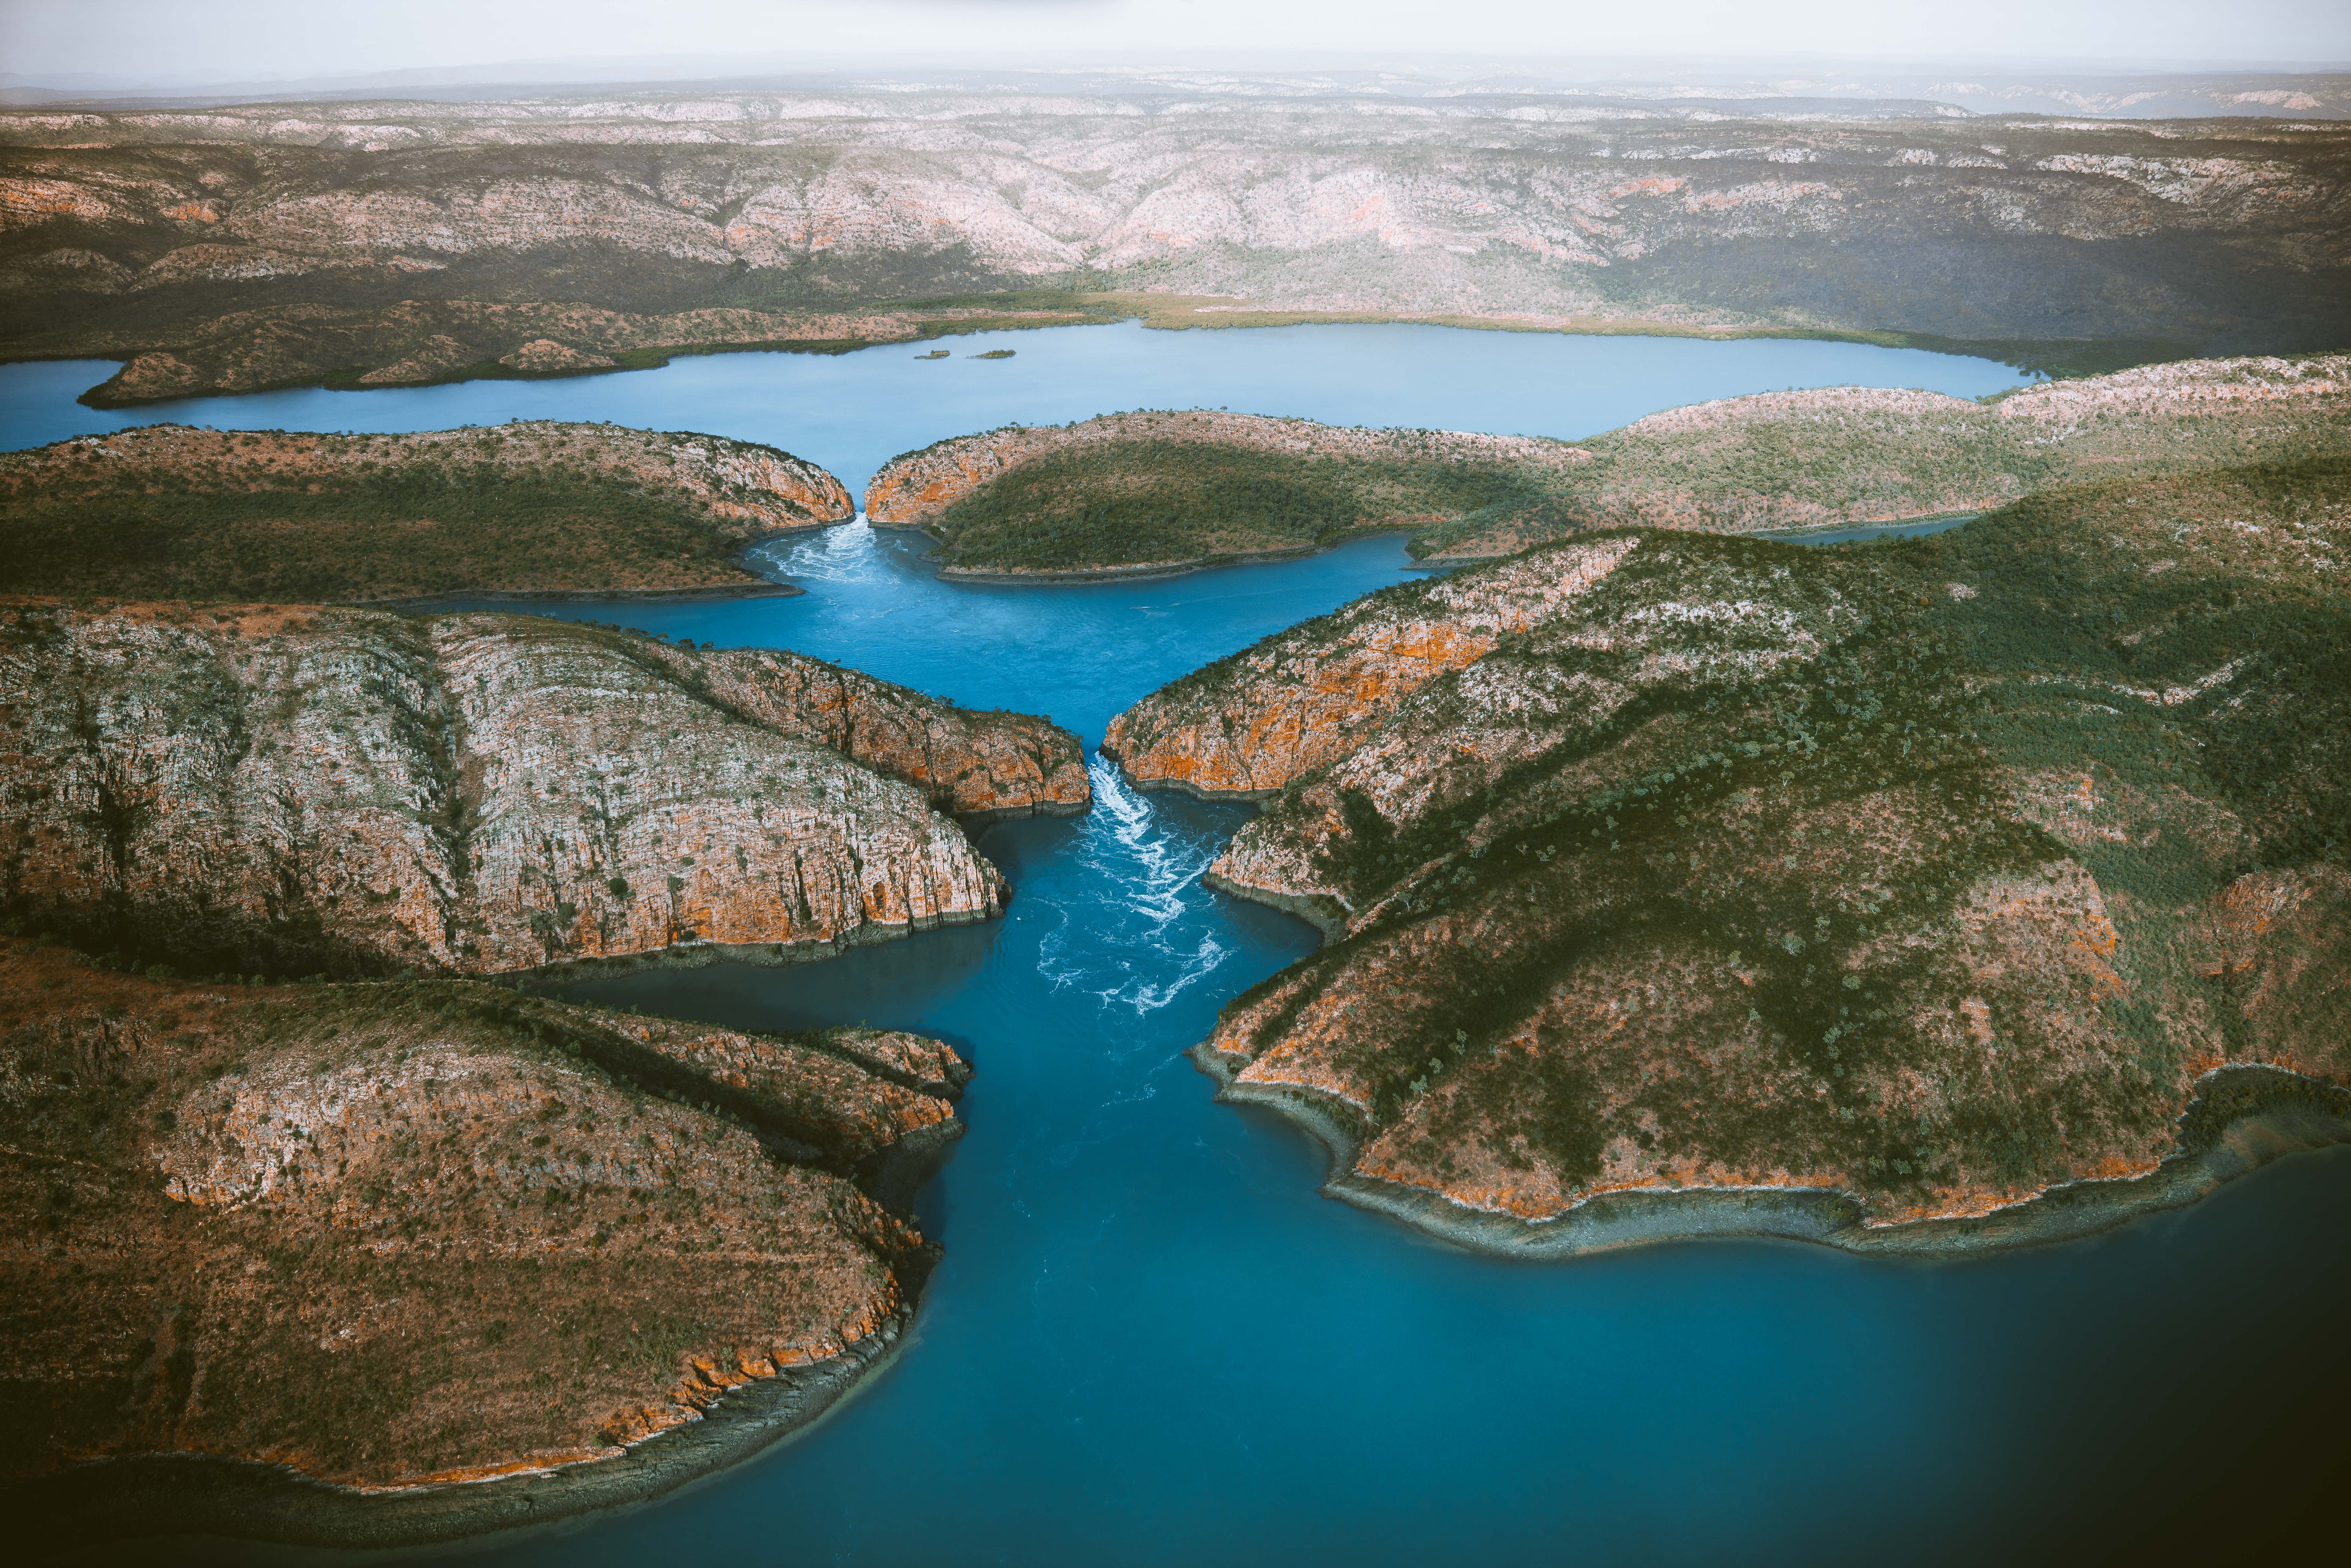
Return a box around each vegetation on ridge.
[1119,456,2351,1230]
[0,423,853,602]
[0,940,954,1489]
[926,438,1559,572]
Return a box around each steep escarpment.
[0,422,853,601]
[0,938,963,1518]
[1112,458,2351,1248]
[1103,538,1637,798]
[867,411,1591,577]
[0,602,1087,977]
[4,87,2346,398]
[1416,352,2351,558]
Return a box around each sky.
[3,0,2346,89]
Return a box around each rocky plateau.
[0,936,969,1518]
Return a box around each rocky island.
[0,421,857,602]
[1107,424,2350,1252]
[864,410,1590,578]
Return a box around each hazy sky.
[4,0,2346,87]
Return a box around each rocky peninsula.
[866,410,1590,578]
[0,584,1089,1543]
[0,421,858,602]
[1107,451,2351,1253]
[0,936,969,1543]
[1,599,1088,978]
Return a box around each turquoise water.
[8,327,2346,1564]
[0,319,2026,494]
[433,526,2348,1568]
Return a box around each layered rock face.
[0,602,1086,976]
[0,422,856,601]
[0,941,963,1489]
[1104,539,1637,798]
[1112,458,2351,1238]
[3,81,2346,392]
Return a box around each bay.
[9,324,2343,1567]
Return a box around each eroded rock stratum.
[0,601,1088,977]
[1112,456,2351,1244]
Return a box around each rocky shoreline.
[930,529,1445,587]
[11,1296,924,1555]
[1193,1041,2351,1260]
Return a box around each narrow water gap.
[12,326,2344,1567]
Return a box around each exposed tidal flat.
[8,328,2346,1563]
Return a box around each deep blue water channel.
[9,324,2346,1566]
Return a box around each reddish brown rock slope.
[0,941,962,1496]
[0,601,1086,977]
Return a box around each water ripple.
[754,516,887,584]
[1032,756,1230,1020]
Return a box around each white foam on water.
[1033,757,1232,1019]
[753,516,887,585]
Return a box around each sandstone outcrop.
[0,601,1087,977]
[1103,539,1637,797]
[1112,456,2351,1244]
[0,940,963,1493]
[0,422,857,601]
